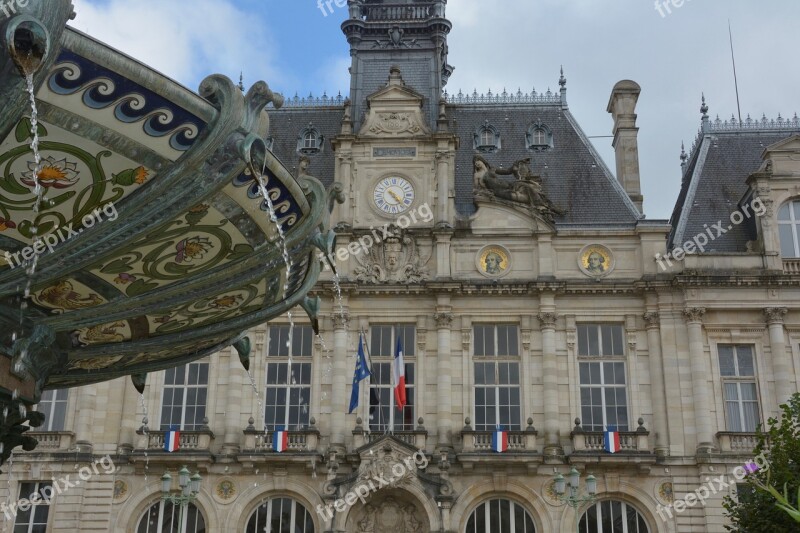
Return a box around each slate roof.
[267,98,644,227]
[669,117,800,252]
[447,103,641,224]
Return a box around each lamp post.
[161,466,202,533]
[553,467,597,532]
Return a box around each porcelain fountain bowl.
[0,1,340,464]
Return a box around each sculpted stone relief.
[353,226,430,284]
[355,497,425,533]
[473,155,565,223]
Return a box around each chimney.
[607,80,643,212]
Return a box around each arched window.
[245,497,315,533]
[297,125,323,155]
[579,500,649,533]
[137,500,206,533]
[778,200,800,258]
[480,129,495,147]
[303,131,317,150]
[532,129,547,146]
[526,122,553,151]
[465,499,536,533]
[474,121,500,153]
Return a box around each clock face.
[373,176,415,215]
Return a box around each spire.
[559,66,566,88]
[238,72,244,93]
[559,66,568,110]
[680,141,688,174]
[700,93,710,132]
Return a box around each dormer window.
[778,199,800,258]
[297,124,323,154]
[526,121,553,151]
[474,121,500,153]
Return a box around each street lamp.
[553,467,597,532]
[161,466,202,532]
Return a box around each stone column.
[336,153,352,223]
[765,308,792,405]
[434,311,454,447]
[683,307,714,453]
[331,312,350,446]
[644,312,669,457]
[435,151,450,225]
[74,384,97,452]
[538,311,560,455]
[223,344,245,454]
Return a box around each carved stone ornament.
[643,312,660,329]
[473,155,565,223]
[683,307,706,324]
[369,113,422,136]
[353,226,431,284]
[578,244,615,278]
[538,312,558,329]
[434,312,454,328]
[764,307,788,325]
[476,245,512,278]
[355,498,425,533]
[358,68,431,139]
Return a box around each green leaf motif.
[227,243,254,262]
[101,258,134,275]
[14,118,47,143]
[126,278,159,297]
[163,262,191,275]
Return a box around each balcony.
[570,418,655,466]
[131,418,215,470]
[22,431,74,452]
[456,418,540,470]
[363,3,435,22]
[717,432,760,454]
[783,259,800,274]
[352,417,428,450]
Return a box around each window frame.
[579,500,650,533]
[13,481,53,533]
[244,496,315,533]
[368,325,416,431]
[465,498,536,533]
[778,199,800,258]
[136,499,205,533]
[265,325,314,432]
[577,324,630,432]
[159,361,210,431]
[718,344,761,433]
[472,324,522,431]
[36,389,69,432]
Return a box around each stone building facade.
[4,1,800,532]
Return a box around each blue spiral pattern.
[48,50,206,151]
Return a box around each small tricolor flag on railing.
[604,429,621,454]
[164,427,180,453]
[492,428,508,453]
[273,429,288,453]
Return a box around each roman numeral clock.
[373,176,415,215]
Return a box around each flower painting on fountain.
[0,0,342,464]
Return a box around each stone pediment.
[358,67,431,138]
[757,135,800,177]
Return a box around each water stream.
[138,394,150,485]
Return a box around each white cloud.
[71,0,283,92]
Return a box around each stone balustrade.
[352,417,428,450]
[459,418,538,453]
[782,259,800,274]
[136,429,214,452]
[717,432,760,454]
[242,417,320,453]
[24,431,74,451]
[571,418,650,454]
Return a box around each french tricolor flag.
[604,429,621,453]
[492,428,508,453]
[164,427,180,453]
[392,336,407,410]
[273,428,288,453]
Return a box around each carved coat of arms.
[353,227,430,284]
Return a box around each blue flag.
[349,334,371,414]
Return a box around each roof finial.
[559,65,566,88]
[238,72,244,93]
[700,93,709,118]
[680,141,688,163]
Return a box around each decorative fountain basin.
[0,1,339,464]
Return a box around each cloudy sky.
[70,0,800,220]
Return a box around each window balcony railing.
[352,417,428,450]
[242,418,320,453]
[717,432,760,453]
[363,3,435,22]
[23,431,74,451]
[571,418,650,454]
[459,418,538,453]
[782,258,800,274]
[135,418,214,452]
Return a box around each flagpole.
[361,328,384,435]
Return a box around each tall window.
[303,131,317,150]
[778,200,800,258]
[13,482,52,533]
[532,129,547,146]
[719,345,760,432]
[265,325,313,431]
[465,499,536,533]
[480,129,495,147]
[160,362,209,431]
[37,389,68,431]
[473,325,521,431]
[369,325,415,431]
[579,500,649,533]
[245,497,315,533]
[578,324,628,432]
[137,500,205,533]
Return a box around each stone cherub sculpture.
[473,155,565,223]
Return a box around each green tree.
[724,393,800,531]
